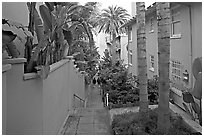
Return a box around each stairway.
[63,85,112,135]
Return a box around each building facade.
[96,32,128,64]
[124,2,202,108]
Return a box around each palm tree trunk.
[111,33,117,64]
[80,21,95,49]
[136,2,148,112]
[156,2,171,133]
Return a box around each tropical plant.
[96,5,130,63]
[156,2,171,132]
[2,18,31,58]
[25,2,79,75]
[2,30,19,58]
[148,75,159,104]
[98,49,158,109]
[182,57,202,126]
[3,2,100,81]
[70,2,99,49]
[111,108,194,135]
[66,2,101,82]
[136,2,148,113]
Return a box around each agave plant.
[182,57,202,126]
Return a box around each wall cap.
[2,58,27,64]
[23,73,39,80]
[50,59,68,73]
[2,64,11,72]
[23,59,69,80]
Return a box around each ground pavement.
[64,85,112,135]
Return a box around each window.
[129,50,133,65]
[171,6,181,38]
[149,55,154,72]
[149,17,154,33]
[171,60,181,82]
[129,27,132,42]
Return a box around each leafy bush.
[98,51,159,109]
[147,75,159,104]
[112,108,194,135]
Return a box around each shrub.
[147,75,159,104]
[111,108,194,135]
[99,52,159,109]
[101,74,158,109]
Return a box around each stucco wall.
[120,35,128,65]
[128,23,138,76]
[42,60,71,134]
[128,3,202,84]
[96,32,107,57]
[3,57,86,135]
[146,12,158,79]
[2,64,11,135]
[3,58,43,134]
[190,2,202,89]
[170,4,192,88]
[191,3,202,60]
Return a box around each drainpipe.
[188,5,193,89]
[127,27,130,71]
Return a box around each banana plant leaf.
[33,4,44,42]
[191,102,200,114]
[2,30,19,58]
[45,2,55,11]
[191,100,202,126]
[191,72,202,100]
[39,5,53,33]
[192,57,202,79]
[62,29,73,45]
[182,103,195,120]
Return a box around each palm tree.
[96,5,130,63]
[69,2,100,49]
[67,2,101,79]
[136,2,148,113]
[156,2,171,133]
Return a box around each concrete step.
[64,86,112,135]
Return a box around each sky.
[99,1,154,14]
[79,0,155,57]
[80,1,154,15]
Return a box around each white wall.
[2,64,11,135]
[96,32,107,58]
[120,35,128,65]
[128,23,138,76]
[3,57,86,135]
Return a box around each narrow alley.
[64,85,112,135]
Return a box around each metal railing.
[73,94,85,108]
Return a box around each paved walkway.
[64,85,112,135]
